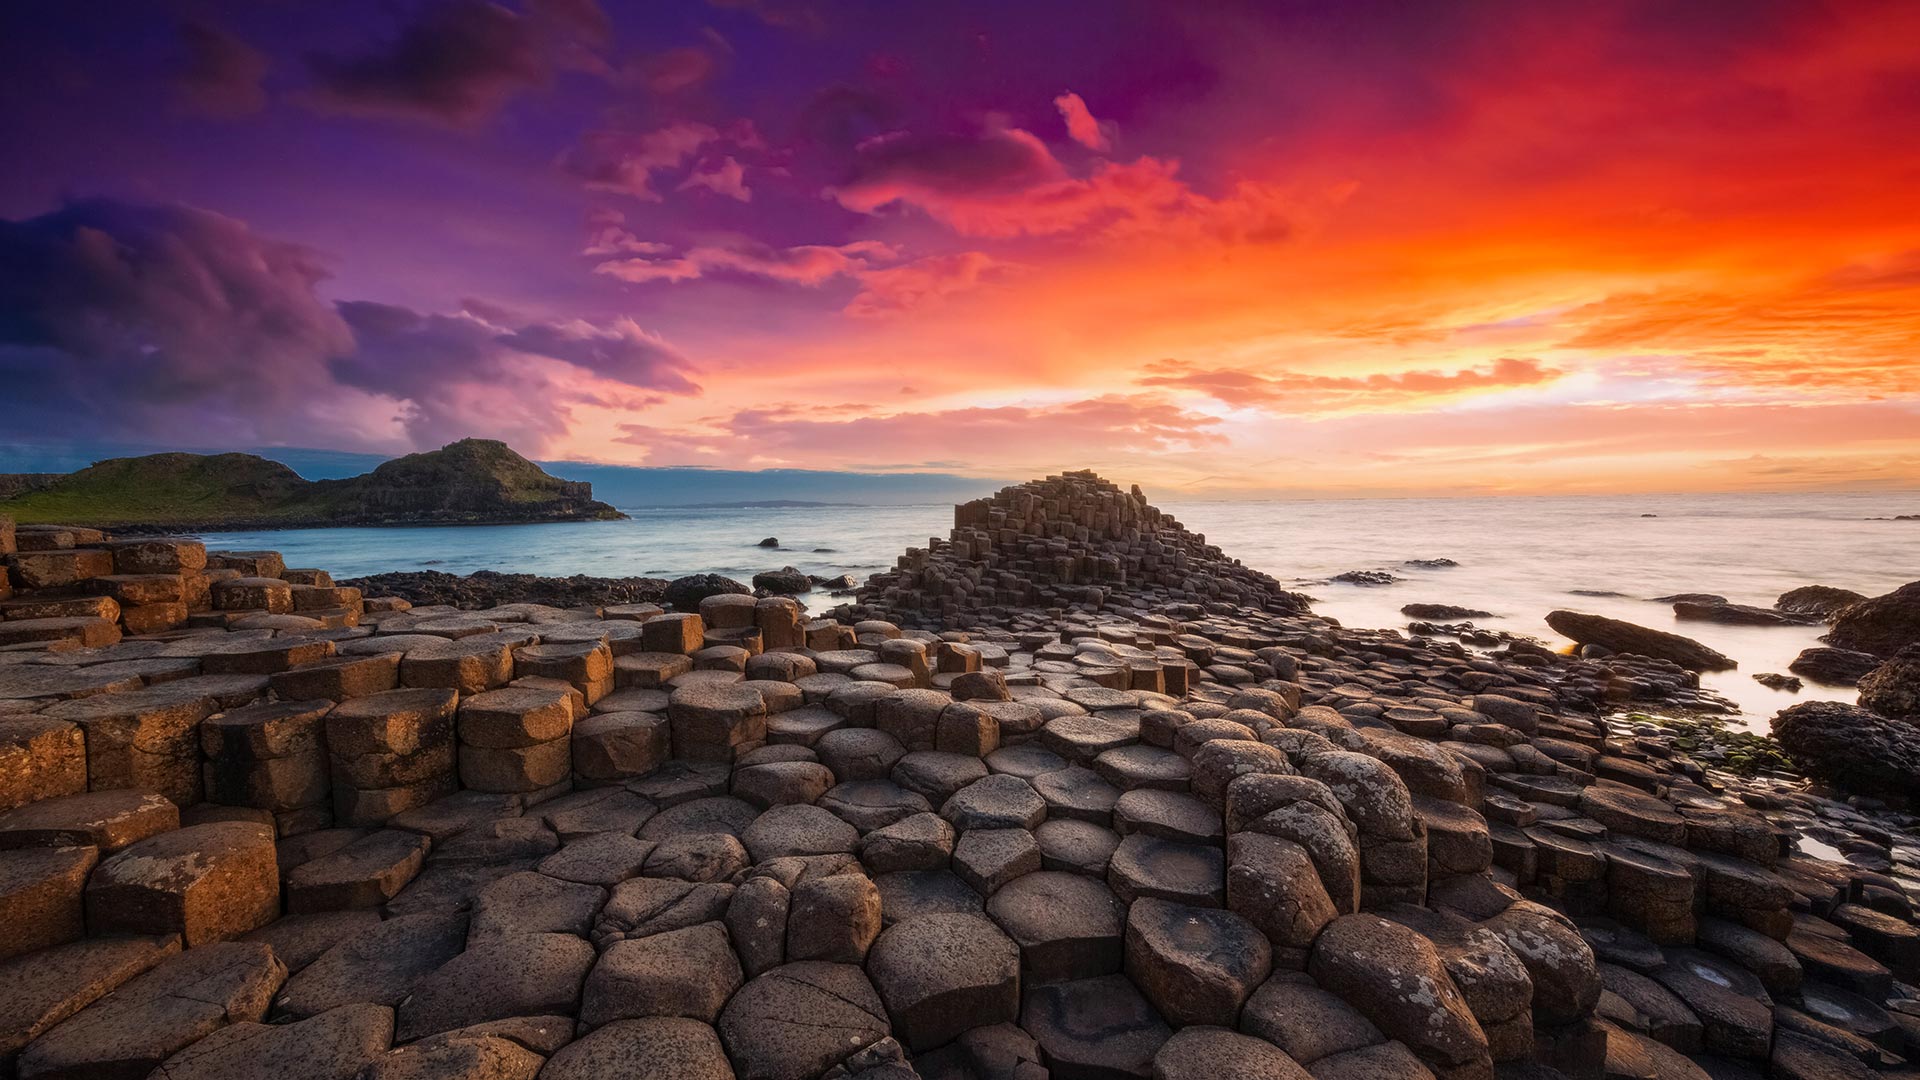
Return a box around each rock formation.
[2,475,1916,1080]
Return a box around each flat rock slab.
[537,831,653,886]
[469,870,606,941]
[145,1001,394,1080]
[942,774,1047,831]
[0,789,179,853]
[581,922,742,1026]
[0,934,181,1065]
[274,911,468,1019]
[867,912,1019,1051]
[638,796,758,841]
[17,941,285,1080]
[394,931,596,1042]
[1022,973,1171,1080]
[717,961,890,1080]
[874,871,983,926]
[540,1017,734,1080]
[240,910,382,974]
[741,804,858,862]
[285,829,430,912]
[1108,832,1225,907]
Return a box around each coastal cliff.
[0,438,624,531]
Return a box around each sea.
[193,491,1919,733]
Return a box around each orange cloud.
[1141,357,1564,414]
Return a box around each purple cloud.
[0,199,697,452]
[172,19,271,116]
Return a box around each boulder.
[1788,646,1883,686]
[665,574,751,612]
[1544,610,1735,671]
[1858,644,1920,719]
[1772,700,1920,801]
[1824,580,1920,657]
[1775,585,1867,619]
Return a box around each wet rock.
[1772,700,1920,802]
[1776,586,1868,620]
[1673,600,1812,627]
[754,567,811,595]
[1544,610,1735,671]
[665,574,751,612]
[1857,644,1920,719]
[1788,647,1884,686]
[1403,604,1492,620]
[1824,580,1920,657]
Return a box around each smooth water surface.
[196,490,1918,731]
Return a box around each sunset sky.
[3,0,1917,496]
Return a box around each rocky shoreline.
[2,474,1919,1080]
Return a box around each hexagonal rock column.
[571,712,669,785]
[1308,913,1492,1080]
[1125,896,1272,1027]
[582,922,743,1026]
[457,687,574,795]
[284,828,431,912]
[0,845,98,961]
[867,913,1019,1051]
[199,699,334,836]
[0,717,87,813]
[985,870,1125,983]
[324,689,458,826]
[394,932,596,1042]
[41,686,218,807]
[1022,973,1171,1079]
[84,821,280,946]
[669,684,768,763]
[1152,1027,1311,1080]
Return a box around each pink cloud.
[1054,91,1111,152]
[847,252,1011,317]
[1140,357,1564,413]
[825,118,1303,242]
[616,394,1224,469]
[678,155,751,201]
[567,123,716,199]
[594,239,895,286]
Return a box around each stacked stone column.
[324,688,459,825]
[200,700,334,835]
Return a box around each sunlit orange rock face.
[3,1,1916,493]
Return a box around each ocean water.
[194,490,1918,731]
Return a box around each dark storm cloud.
[0,199,697,451]
[304,0,610,126]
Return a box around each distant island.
[0,438,624,532]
